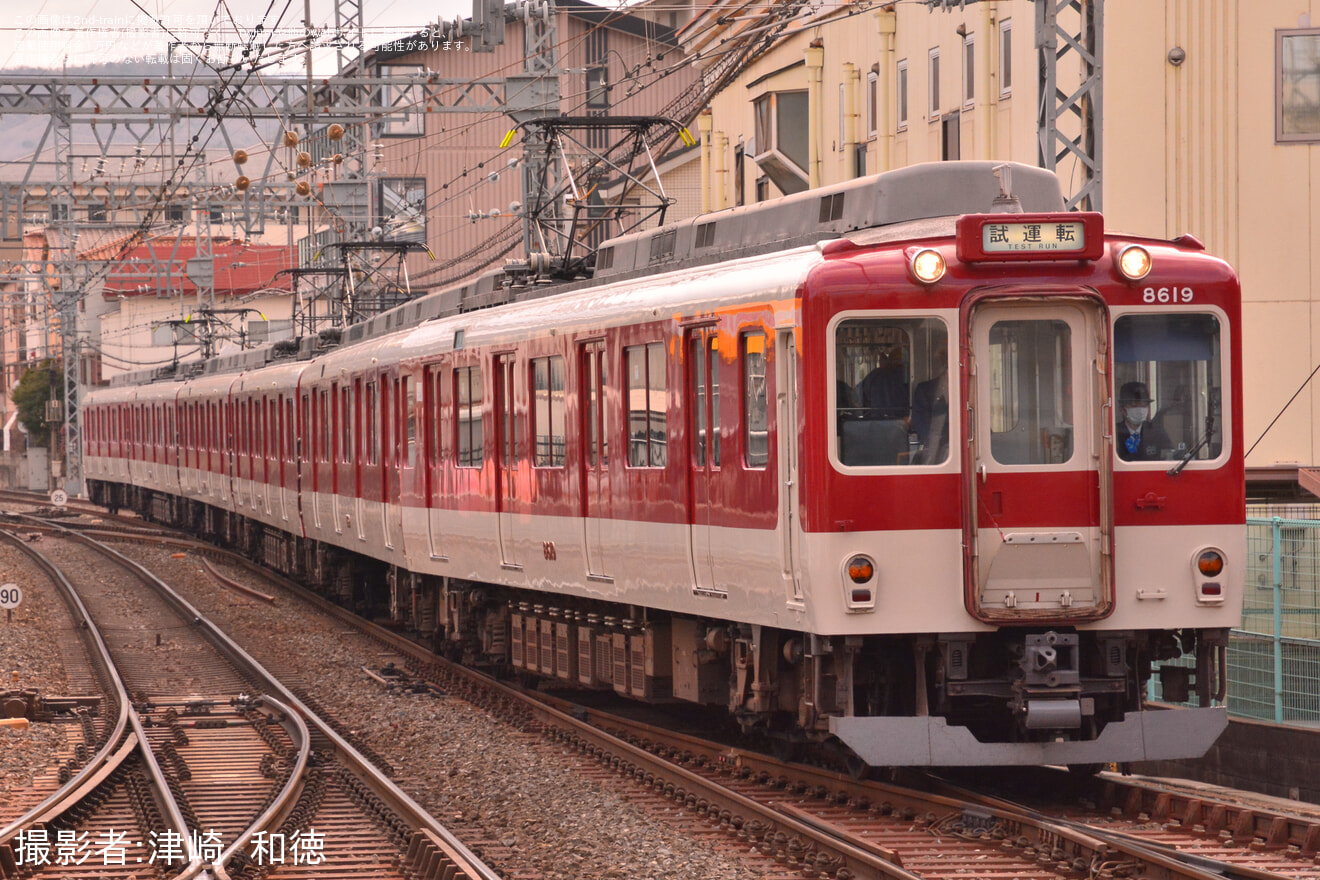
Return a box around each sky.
[0,0,474,72]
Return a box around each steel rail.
[174,693,310,880]
[46,520,501,880]
[73,526,1290,880]
[0,528,132,843]
[0,528,198,878]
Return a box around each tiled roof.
[102,238,294,298]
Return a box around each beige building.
[350,1,698,290]
[688,0,1320,494]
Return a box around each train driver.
[1116,381,1172,461]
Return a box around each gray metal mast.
[1035,0,1103,211]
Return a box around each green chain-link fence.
[1150,507,1320,724]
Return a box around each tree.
[12,361,62,448]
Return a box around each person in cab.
[1116,381,1171,461]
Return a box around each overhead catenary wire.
[23,0,820,372]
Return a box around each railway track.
[0,522,497,880]
[59,522,1320,880]
[14,502,1319,878]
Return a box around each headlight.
[1117,245,1153,280]
[909,248,947,284]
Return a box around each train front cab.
[818,217,1244,766]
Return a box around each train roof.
[106,160,1064,389]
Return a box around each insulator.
[332,153,343,165]
[327,123,345,141]
[283,130,300,148]
[295,180,311,196]
[297,151,312,168]
[233,149,248,165]
[235,176,250,191]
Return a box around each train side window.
[319,391,330,462]
[743,331,769,468]
[340,385,353,463]
[1113,313,1223,463]
[366,382,379,466]
[404,376,416,468]
[299,395,309,462]
[532,356,566,467]
[834,317,948,466]
[625,342,667,468]
[456,365,484,467]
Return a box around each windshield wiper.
[1167,412,1216,476]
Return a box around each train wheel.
[769,736,800,764]
[844,752,872,781]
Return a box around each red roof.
[103,238,294,298]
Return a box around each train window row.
[87,332,775,477]
[830,312,1224,468]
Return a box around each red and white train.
[83,161,1244,767]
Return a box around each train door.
[495,354,520,568]
[280,396,292,523]
[264,397,276,517]
[964,297,1113,622]
[776,328,804,602]
[382,374,399,551]
[297,393,310,532]
[333,381,350,536]
[686,327,721,594]
[354,377,367,542]
[425,365,446,560]
[580,341,610,580]
[222,398,233,506]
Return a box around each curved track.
[0,522,497,880]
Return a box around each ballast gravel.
[0,543,74,812]
[131,544,762,880]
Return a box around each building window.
[755,176,770,202]
[942,110,961,160]
[586,67,609,109]
[752,90,810,194]
[208,207,222,223]
[248,319,293,345]
[167,204,186,223]
[49,203,69,222]
[838,82,846,148]
[743,332,769,468]
[999,18,1012,97]
[626,342,667,468]
[378,63,425,137]
[532,356,566,467]
[1278,28,1320,142]
[376,177,426,243]
[963,34,975,107]
[456,365,483,467]
[87,204,106,222]
[734,143,745,206]
[866,70,878,138]
[897,59,909,130]
[929,48,941,117]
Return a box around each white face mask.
[1125,406,1149,425]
